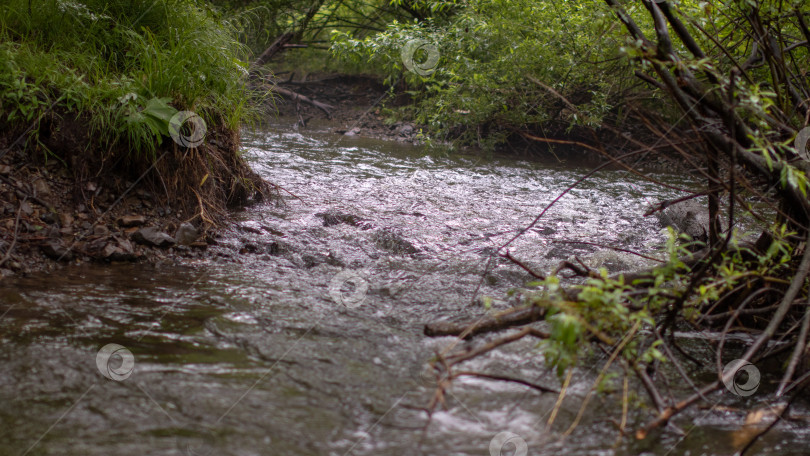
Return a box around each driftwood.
[423,244,759,339]
[251,28,335,119]
[265,84,334,117]
[424,305,546,338]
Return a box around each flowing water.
[1,124,807,455]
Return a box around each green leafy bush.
[331,0,630,148]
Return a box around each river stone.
[131,227,175,248]
[175,222,198,245]
[371,229,419,255]
[315,211,374,230]
[654,200,723,240]
[40,240,73,261]
[101,238,137,262]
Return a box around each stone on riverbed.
[371,229,419,255]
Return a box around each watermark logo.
[183,425,216,456]
[722,359,760,397]
[418,364,440,388]
[489,431,528,456]
[328,270,369,308]
[795,126,810,161]
[401,39,440,76]
[169,110,207,148]
[96,343,135,381]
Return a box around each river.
[1,124,806,455]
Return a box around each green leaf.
[141,97,178,137]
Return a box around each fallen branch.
[424,305,546,338]
[265,84,334,117]
[451,371,559,394]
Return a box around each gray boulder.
[654,200,721,240]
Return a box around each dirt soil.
[0,149,218,278]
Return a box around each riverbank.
[268,73,689,173]
[0,0,270,278]
[0,126,268,278]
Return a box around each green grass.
[0,0,258,159]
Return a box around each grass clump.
[0,0,257,160]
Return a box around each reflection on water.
[0,125,806,455]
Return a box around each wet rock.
[101,238,138,262]
[397,124,414,136]
[117,214,147,227]
[236,222,263,234]
[654,200,724,241]
[315,211,374,230]
[175,222,198,245]
[266,241,283,256]
[372,229,419,255]
[131,227,175,248]
[40,240,73,261]
[301,254,325,268]
[239,242,260,254]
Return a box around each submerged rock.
[315,211,374,230]
[371,229,419,255]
